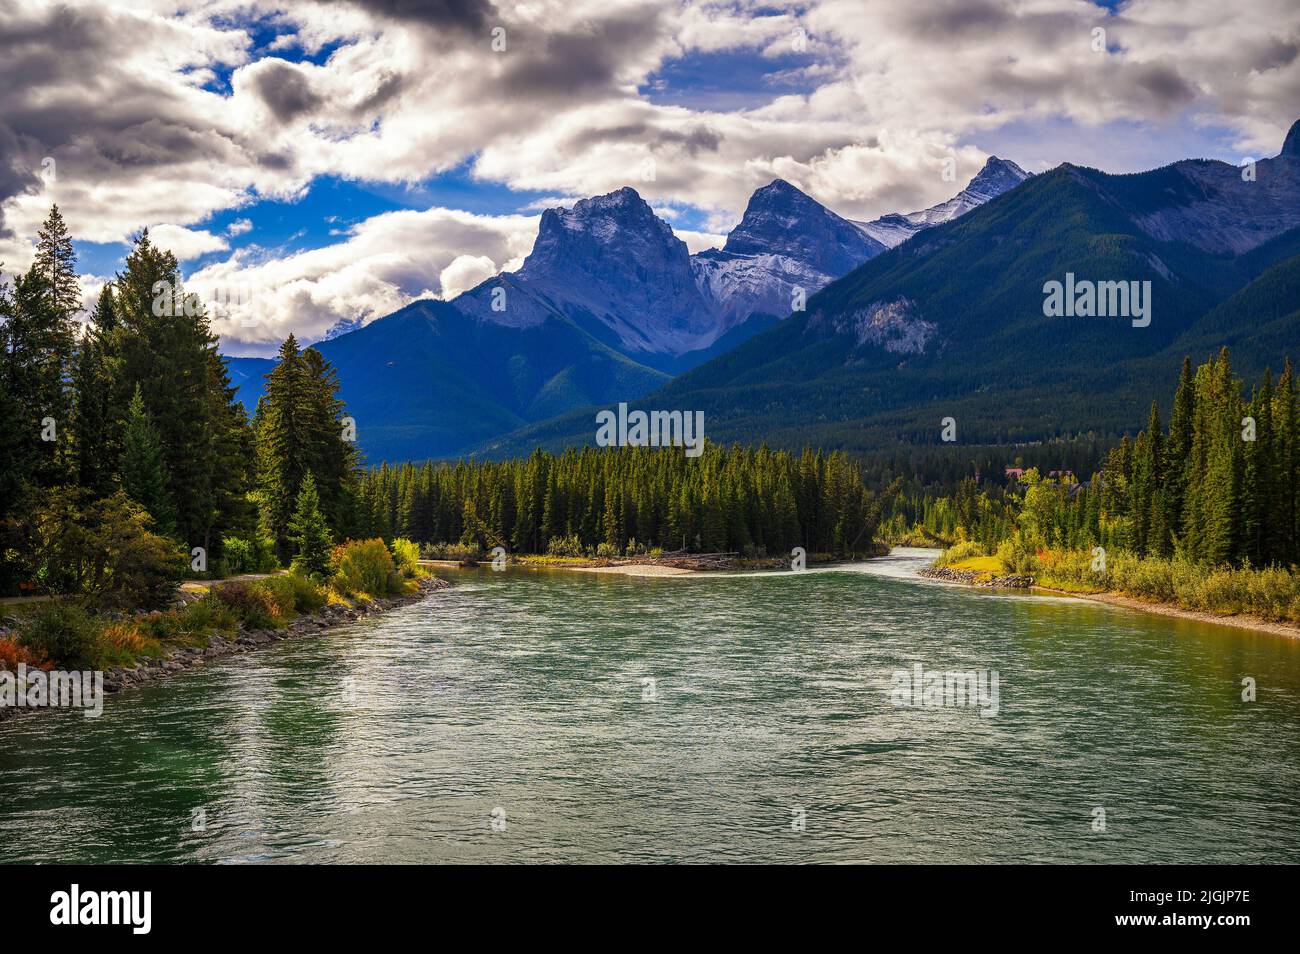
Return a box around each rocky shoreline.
[0,576,449,724]
[918,566,1033,588]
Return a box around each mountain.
[452,187,717,372]
[692,179,886,333]
[224,176,959,458]
[855,156,1032,248]
[477,122,1300,458]
[228,299,666,462]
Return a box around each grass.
[936,540,1300,626]
[950,556,1003,575]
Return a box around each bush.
[1024,547,1300,624]
[390,538,423,577]
[211,580,282,629]
[222,533,279,575]
[996,535,1039,575]
[27,489,185,609]
[332,538,400,596]
[545,534,586,558]
[937,540,985,567]
[257,573,326,616]
[419,542,480,562]
[16,601,101,668]
[0,633,46,671]
[178,594,241,634]
[96,622,162,667]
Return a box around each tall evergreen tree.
[70,285,123,496]
[120,385,176,537]
[289,472,333,577]
[34,204,81,318]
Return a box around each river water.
[2,548,1298,863]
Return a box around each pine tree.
[34,204,81,318]
[289,473,333,577]
[113,230,241,552]
[0,266,75,488]
[120,385,177,537]
[71,286,123,496]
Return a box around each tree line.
[926,348,1300,568]
[356,445,899,557]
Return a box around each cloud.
[438,253,498,300]
[185,205,537,354]
[673,229,726,254]
[1,0,1296,345]
[149,223,229,260]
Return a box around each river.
[2,548,1298,863]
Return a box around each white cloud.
[675,229,726,254]
[149,224,229,260]
[438,254,498,300]
[186,206,538,354]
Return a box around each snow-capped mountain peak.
[856,156,1032,248]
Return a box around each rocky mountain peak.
[722,178,884,272]
[965,156,1031,201]
[1282,118,1300,158]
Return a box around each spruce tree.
[289,473,333,577]
[120,385,177,537]
[71,286,123,496]
[34,205,81,318]
[0,266,75,488]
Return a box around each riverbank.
[512,544,892,577]
[919,560,1300,640]
[1034,586,1300,640]
[918,565,1033,588]
[0,575,449,723]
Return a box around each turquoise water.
[2,548,1298,863]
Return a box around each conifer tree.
[120,385,177,537]
[34,204,81,318]
[289,473,333,577]
[71,286,123,496]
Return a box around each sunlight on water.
[2,551,1299,864]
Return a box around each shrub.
[96,622,162,667]
[221,535,255,575]
[16,601,101,669]
[0,633,46,671]
[937,540,985,567]
[995,536,1039,575]
[257,573,326,616]
[179,594,240,634]
[419,542,480,562]
[595,542,619,558]
[222,533,279,575]
[390,538,422,577]
[545,534,586,558]
[27,489,185,609]
[333,538,400,596]
[211,581,282,629]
